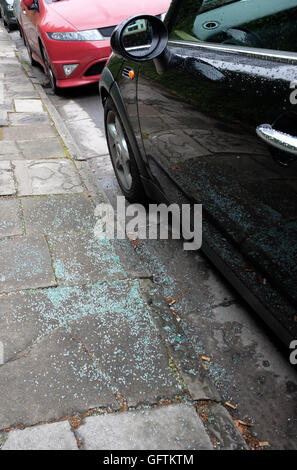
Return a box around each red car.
[20,0,169,92]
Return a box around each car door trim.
[168,40,297,63]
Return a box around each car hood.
[49,0,170,31]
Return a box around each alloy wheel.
[45,57,56,91]
[107,111,133,191]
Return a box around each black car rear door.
[136,0,297,314]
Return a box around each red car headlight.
[47,29,105,41]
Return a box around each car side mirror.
[23,0,34,8]
[110,15,171,74]
[23,0,39,11]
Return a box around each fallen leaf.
[201,355,211,362]
[235,419,252,427]
[171,309,181,321]
[225,401,237,410]
[129,238,142,250]
[259,441,269,447]
[210,436,219,450]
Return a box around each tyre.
[41,46,60,95]
[104,96,145,203]
[24,34,38,66]
[17,21,23,39]
[3,16,11,32]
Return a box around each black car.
[0,0,16,31]
[99,0,297,348]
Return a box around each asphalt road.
[10,29,297,450]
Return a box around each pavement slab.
[0,280,180,408]
[0,58,19,67]
[0,63,22,74]
[9,112,50,127]
[14,99,44,113]
[0,289,60,362]
[14,159,84,196]
[0,161,15,195]
[0,141,21,160]
[18,138,66,159]
[77,404,213,450]
[5,84,39,100]
[2,124,57,141]
[0,102,14,113]
[0,80,3,105]
[67,280,181,405]
[0,52,15,59]
[0,139,65,160]
[48,231,126,285]
[0,281,127,357]
[22,193,98,235]
[0,234,56,293]
[0,110,8,126]
[2,421,78,450]
[0,198,23,237]
[0,328,119,429]
[0,42,15,52]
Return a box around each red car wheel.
[41,46,60,95]
[24,34,38,67]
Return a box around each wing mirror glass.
[111,15,168,62]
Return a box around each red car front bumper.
[44,37,112,87]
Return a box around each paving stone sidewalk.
[0,24,247,451]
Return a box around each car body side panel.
[135,42,297,341]
[102,57,297,346]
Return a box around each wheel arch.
[100,86,109,107]
[100,69,150,184]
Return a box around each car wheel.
[3,16,11,32]
[17,21,23,39]
[104,97,145,203]
[41,46,60,95]
[24,34,38,66]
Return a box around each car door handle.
[256,124,297,155]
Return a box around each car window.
[168,0,297,53]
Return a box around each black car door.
[136,0,297,326]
